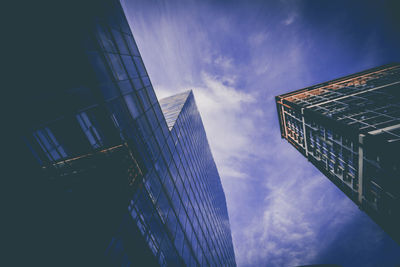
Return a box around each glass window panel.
[141,76,151,87]
[118,79,133,95]
[135,190,152,221]
[147,213,164,246]
[181,189,189,210]
[133,56,147,76]
[164,239,181,266]
[119,17,131,35]
[174,225,185,256]
[157,190,171,223]
[111,29,129,54]
[161,124,170,141]
[155,153,167,180]
[131,207,138,221]
[175,176,184,195]
[125,34,140,56]
[171,188,181,212]
[34,128,67,161]
[166,210,178,236]
[173,152,181,169]
[146,86,158,105]
[107,53,128,81]
[147,134,160,159]
[76,112,102,149]
[162,146,172,167]
[155,126,165,148]
[169,162,178,183]
[185,223,193,245]
[124,94,140,119]
[179,206,187,229]
[145,171,162,201]
[137,114,152,138]
[121,55,139,79]
[95,24,117,53]
[167,135,175,155]
[138,89,151,111]
[172,130,178,144]
[182,241,191,266]
[164,174,176,199]
[187,202,194,220]
[153,105,165,125]
[146,108,159,131]
[132,77,143,90]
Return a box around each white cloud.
[283,12,297,25]
[214,55,234,69]
[156,72,256,180]
[122,1,397,266]
[248,32,269,47]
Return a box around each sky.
[121,0,400,266]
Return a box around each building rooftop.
[159,90,192,130]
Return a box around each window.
[138,89,151,111]
[76,112,103,149]
[146,86,158,105]
[163,174,175,199]
[133,56,147,76]
[125,34,140,56]
[111,29,129,55]
[34,127,67,161]
[166,211,178,236]
[182,240,191,266]
[174,225,185,256]
[121,55,139,79]
[146,108,159,131]
[155,126,165,149]
[124,94,140,119]
[142,76,151,87]
[131,77,143,90]
[145,171,162,201]
[107,53,128,81]
[95,24,117,53]
[118,79,133,95]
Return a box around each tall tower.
[13,0,236,266]
[275,64,400,244]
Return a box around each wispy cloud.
[283,12,297,25]
[123,0,400,266]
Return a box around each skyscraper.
[13,0,235,266]
[275,63,400,244]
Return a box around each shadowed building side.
[11,0,236,266]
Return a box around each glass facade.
[17,0,235,266]
[275,63,400,244]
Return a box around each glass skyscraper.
[14,0,236,266]
[275,63,400,244]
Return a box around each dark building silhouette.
[275,64,400,244]
[11,0,235,266]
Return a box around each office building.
[14,0,236,266]
[275,64,400,244]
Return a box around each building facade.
[14,0,235,266]
[275,64,400,244]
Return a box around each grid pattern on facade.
[275,63,400,244]
[280,65,400,141]
[23,0,236,266]
[158,91,236,266]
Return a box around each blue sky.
[122,0,400,266]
